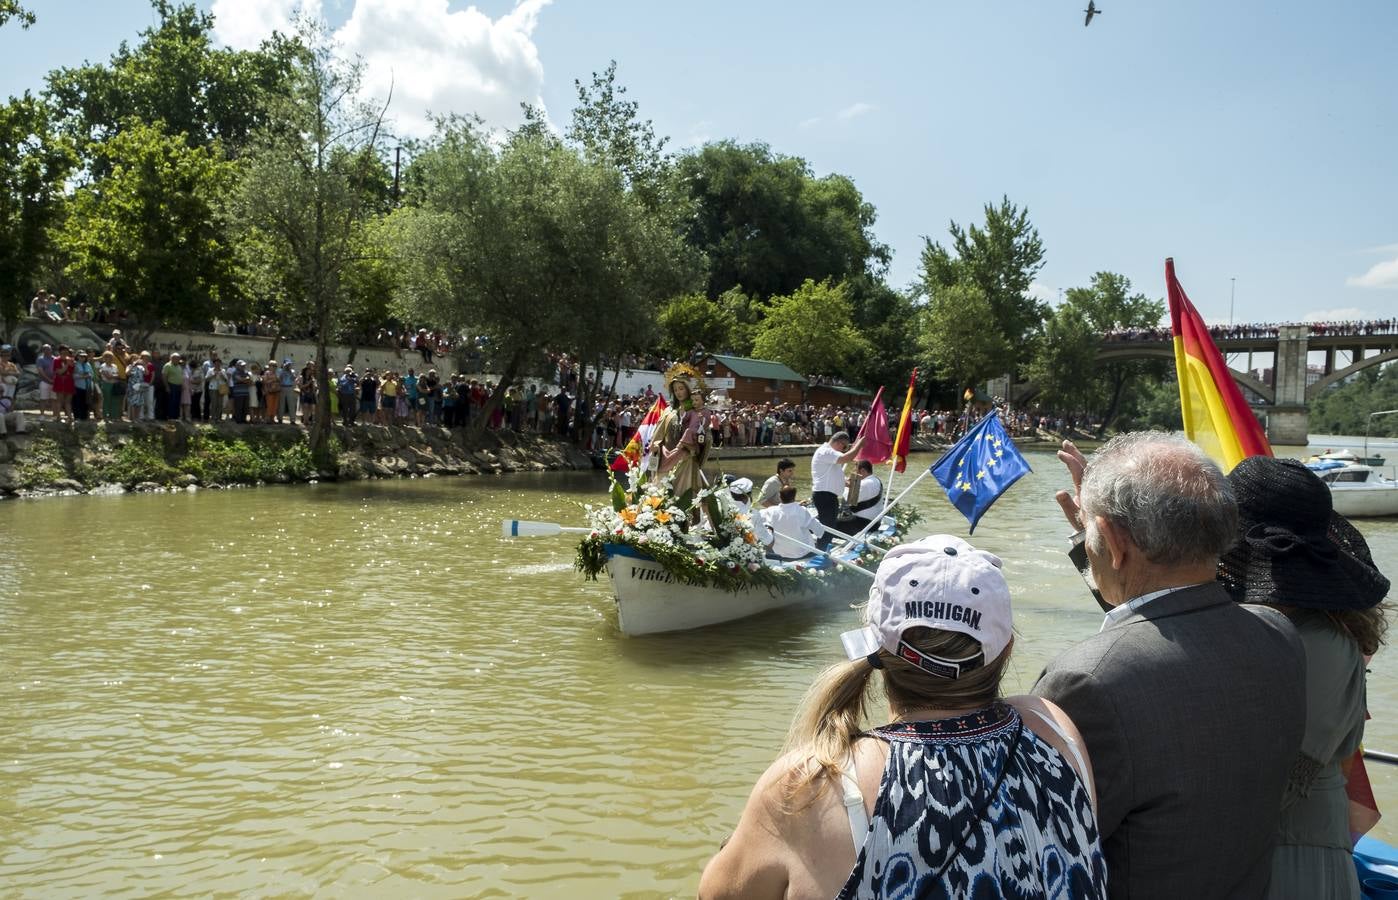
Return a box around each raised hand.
[1054,439,1089,530]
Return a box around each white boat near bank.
[1306,456,1398,518]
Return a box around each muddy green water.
[2,442,1396,898]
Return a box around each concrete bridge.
[1094,326,1398,444]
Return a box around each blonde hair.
[782,628,1012,807]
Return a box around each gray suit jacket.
[1033,582,1305,900]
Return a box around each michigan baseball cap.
[841,535,1013,678]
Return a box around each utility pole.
[1229,277,1236,326]
[392,145,402,204]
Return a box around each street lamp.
[1229,277,1236,326]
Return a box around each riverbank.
[0,418,593,499]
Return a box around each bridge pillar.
[1268,325,1310,446]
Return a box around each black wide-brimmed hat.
[1218,456,1389,611]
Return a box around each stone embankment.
[0,418,594,499]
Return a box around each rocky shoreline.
[0,418,595,500]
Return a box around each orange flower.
[646,495,663,508]
[655,511,671,524]
[743,531,756,545]
[619,508,638,526]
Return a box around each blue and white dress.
[836,703,1107,899]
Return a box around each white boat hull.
[606,546,818,636]
[1330,484,1398,518]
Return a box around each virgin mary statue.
[653,363,708,506]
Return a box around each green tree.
[393,119,696,437]
[918,281,1011,391]
[846,275,919,396]
[229,22,389,465]
[751,279,870,380]
[1311,364,1398,437]
[567,61,672,212]
[1026,271,1166,430]
[57,120,238,330]
[45,1,298,169]
[0,94,74,323]
[1,1,34,29]
[920,196,1046,375]
[657,293,734,358]
[676,141,888,301]
[718,285,760,355]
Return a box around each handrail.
[1364,410,1398,459]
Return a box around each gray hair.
[830,431,851,444]
[1079,432,1238,566]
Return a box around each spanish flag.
[891,368,918,474]
[1166,259,1271,473]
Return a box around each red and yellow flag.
[891,368,918,474]
[1166,259,1271,473]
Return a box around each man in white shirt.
[759,486,822,561]
[810,430,864,549]
[843,459,884,534]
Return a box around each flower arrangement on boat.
[574,469,919,593]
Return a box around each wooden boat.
[1305,459,1398,518]
[604,516,900,637]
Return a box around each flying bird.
[1084,1,1101,26]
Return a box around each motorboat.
[1305,458,1398,518]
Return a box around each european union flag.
[930,410,1032,533]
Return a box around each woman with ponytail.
[700,535,1107,899]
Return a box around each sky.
[3,0,1397,325]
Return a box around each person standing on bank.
[810,431,864,549]
[701,535,1106,899]
[1034,433,1306,899]
[1218,456,1390,900]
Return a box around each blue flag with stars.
[930,410,1032,533]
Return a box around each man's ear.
[1095,515,1132,571]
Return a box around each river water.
[2,439,1396,898]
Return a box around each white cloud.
[212,0,551,138]
[837,102,875,120]
[1346,255,1398,289]
[798,116,822,129]
[1028,282,1058,304]
[211,0,320,51]
[1302,307,1374,322]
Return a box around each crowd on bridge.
[1104,317,1398,343]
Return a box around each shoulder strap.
[838,752,870,853]
[1026,708,1095,802]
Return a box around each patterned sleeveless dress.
[837,703,1107,899]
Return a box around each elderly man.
[1033,433,1306,900]
[809,429,864,549]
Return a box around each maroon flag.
[856,386,891,465]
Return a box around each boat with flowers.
[574,474,918,636]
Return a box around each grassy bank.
[12,426,320,490]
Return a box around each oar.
[1364,749,1398,766]
[820,524,888,555]
[500,519,593,538]
[769,534,875,579]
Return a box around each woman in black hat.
[1219,456,1391,900]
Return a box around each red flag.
[609,434,641,473]
[1167,259,1271,472]
[891,368,918,474]
[855,387,891,465]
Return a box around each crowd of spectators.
[1104,318,1398,342]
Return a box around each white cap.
[840,535,1013,678]
[729,477,754,495]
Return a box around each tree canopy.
[0,94,74,322]
[676,141,888,302]
[751,279,870,380]
[920,196,1046,376]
